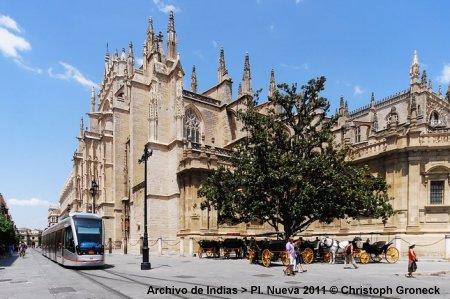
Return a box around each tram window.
[65,227,75,252]
[74,218,102,250]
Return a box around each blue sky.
[2,0,450,230]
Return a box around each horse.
[319,237,349,264]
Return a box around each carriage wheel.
[323,252,331,263]
[262,249,273,267]
[206,249,215,257]
[385,247,399,263]
[198,247,204,258]
[359,252,370,264]
[248,249,256,264]
[370,253,382,262]
[302,248,314,264]
[280,251,289,266]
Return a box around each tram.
[42,212,104,267]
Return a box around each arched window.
[184,109,200,143]
[429,111,440,127]
[355,126,361,143]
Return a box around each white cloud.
[48,61,99,89]
[0,27,30,59]
[0,15,21,32]
[153,0,181,13]
[281,63,308,70]
[438,63,450,85]
[212,40,218,48]
[135,57,143,68]
[353,85,364,96]
[7,198,55,207]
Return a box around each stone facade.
[17,228,42,247]
[55,14,449,256]
[308,51,450,256]
[55,13,272,254]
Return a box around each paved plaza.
[0,249,449,299]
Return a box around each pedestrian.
[343,241,358,269]
[294,239,307,273]
[406,244,417,278]
[283,237,296,276]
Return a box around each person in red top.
[343,242,358,269]
[406,244,417,278]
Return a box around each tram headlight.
[76,245,83,255]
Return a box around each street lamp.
[90,180,98,213]
[138,144,152,270]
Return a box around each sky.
[2,0,450,230]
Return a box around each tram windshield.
[74,218,103,250]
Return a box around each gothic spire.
[218,47,228,83]
[241,52,252,96]
[370,92,375,108]
[410,50,420,85]
[80,116,84,137]
[421,70,427,88]
[167,11,177,60]
[104,43,110,72]
[90,86,96,113]
[268,69,276,98]
[127,42,134,76]
[446,84,450,102]
[191,65,197,93]
[147,16,154,38]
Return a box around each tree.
[0,213,17,245]
[198,77,394,239]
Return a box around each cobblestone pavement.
[0,249,449,298]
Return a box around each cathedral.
[311,50,450,256]
[56,13,450,256]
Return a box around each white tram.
[42,212,104,267]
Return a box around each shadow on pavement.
[0,255,20,267]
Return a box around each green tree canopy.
[0,213,17,245]
[198,77,394,239]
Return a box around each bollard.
[445,235,450,260]
[108,238,112,254]
[158,237,162,256]
[189,237,194,257]
[394,235,401,258]
[180,237,185,256]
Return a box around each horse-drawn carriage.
[220,238,246,258]
[362,240,399,263]
[247,232,290,267]
[297,238,321,264]
[197,240,221,258]
[319,237,399,264]
[197,238,246,258]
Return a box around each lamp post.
[138,144,152,270]
[90,180,98,214]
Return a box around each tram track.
[80,268,305,299]
[74,266,405,299]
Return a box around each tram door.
[55,229,63,263]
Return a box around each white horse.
[320,237,349,264]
